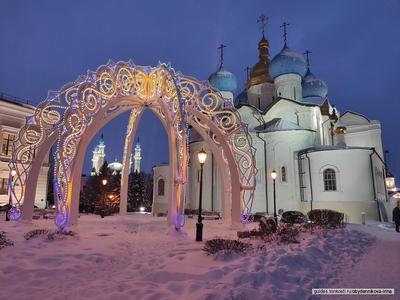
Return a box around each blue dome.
[270,45,307,79]
[234,89,248,106]
[302,69,328,99]
[208,67,237,93]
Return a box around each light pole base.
[195,222,203,241]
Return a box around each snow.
[0,214,399,300]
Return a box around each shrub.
[237,229,261,239]
[47,230,75,241]
[24,229,50,240]
[277,224,300,243]
[258,217,277,234]
[203,239,250,255]
[281,211,307,224]
[308,209,344,227]
[237,217,277,239]
[0,231,13,250]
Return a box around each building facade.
[0,95,49,209]
[153,27,393,223]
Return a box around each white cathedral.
[91,135,142,175]
[153,24,396,223]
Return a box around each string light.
[9,60,258,229]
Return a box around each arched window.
[157,178,165,196]
[281,166,287,182]
[323,168,337,191]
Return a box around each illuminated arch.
[9,60,257,230]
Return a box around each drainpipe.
[256,132,268,214]
[304,152,314,211]
[369,150,380,222]
[211,152,214,211]
[297,151,304,202]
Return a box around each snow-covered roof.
[254,118,309,133]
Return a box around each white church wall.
[187,141,221,212]
[152,165,170,215]
[252,130,315,214]
[247,82,275,110]
[237,106,265,129]
[300,148,385,223]
[274,74,302,101]
[342,125,384,158]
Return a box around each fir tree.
[127,171,146,211]
[46,146,56,208]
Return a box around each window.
[1,133,15,156]
[0,178,8,195]
[157,178,165,196]
[281,166,287,182]
[323,168,337,191]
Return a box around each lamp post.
[6,169,17,221]
[101,179,107,218]
[196,148,207,242]
[271,170,277,224]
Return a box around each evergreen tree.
[144,173,153,211]
[46,146,56,208]
[79,174,102,213]
[127,171,146,211]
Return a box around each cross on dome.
[304,50,312,68]
[280,22,290,45]
[218,44,226,68]
[257,14,268,37]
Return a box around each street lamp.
[6,169,17,221]
[101,178,107,218]
[271,169,277,224]
[196,148,207,242]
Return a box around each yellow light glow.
[197,149,207,164]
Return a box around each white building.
[153,28,392,223]
[91,136,141,175]
[0,95,49,209]
[91,134,106,175]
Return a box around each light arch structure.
[9,60,257,230]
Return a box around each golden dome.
[247,35,274,88]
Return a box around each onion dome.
[208,66,238,93]
[108,159,123,174]
[302,68,328,99]
[234,89,248,106]
[270,44,307,79]
[247,35,274,87]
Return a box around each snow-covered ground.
[0,214,399,300]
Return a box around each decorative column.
[120,108,143,215]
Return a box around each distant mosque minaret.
[133,138,141,173]
[91,134,142,176]
[91,133,106,175]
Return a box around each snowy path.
[325,225,400,300]
[0,215,398,300]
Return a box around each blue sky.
[0,0,399,180]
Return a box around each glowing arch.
[9,60,257,230]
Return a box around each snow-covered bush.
[308,209,344,227]
[24,229,50,240]
[258,216,277,234]
[203,239,250,255]
[281,211,307,224]
[237,217,277,239]
[277,224,300,243]
[47,230,75,241]
[0,231,13,249]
